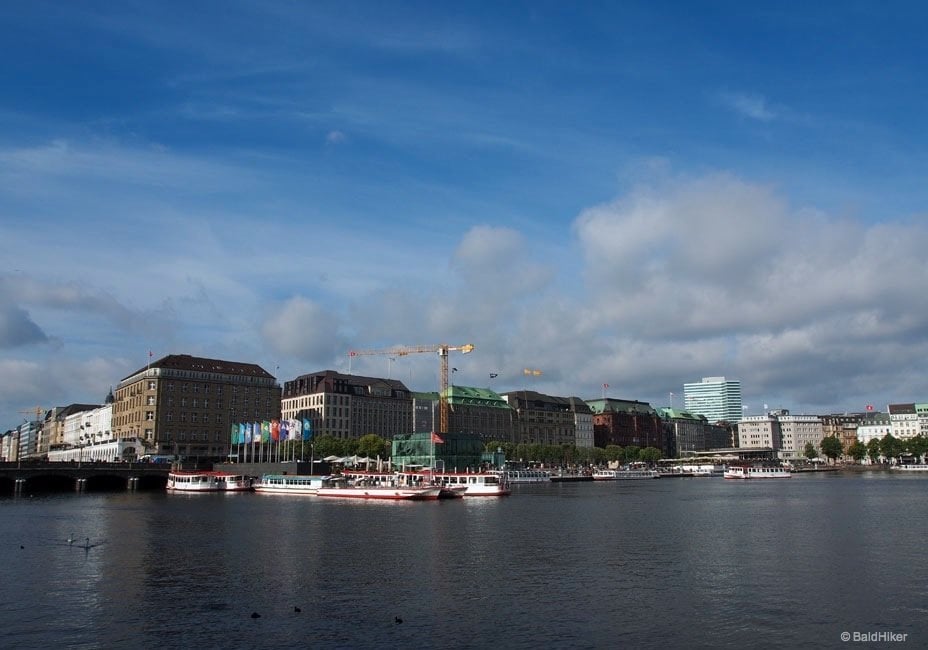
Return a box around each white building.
[737,414,781,450]
[684,376,743,423]
[857,413,892,444]
[888,403,918,439]
[777,413,824,460]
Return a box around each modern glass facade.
[683,376,743,424]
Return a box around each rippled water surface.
[1,473,926,649]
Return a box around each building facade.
[113,354,279,460]
[777,413,824,460]
[683,376,743,424]
[888,403,919,439]
[586,398,664,453]
[737,414,782,451]
[500,391,578,446]
[569,397,595,448]
[282,370,412,440]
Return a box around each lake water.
[1,472,925,649]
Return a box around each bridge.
[0,461,171,496]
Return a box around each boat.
[723,465,791,479]
[593,468,660,480]
[316,475,442,500]
[891,464,928,472]
[401,470,511,496]
[549,470,594,482]
[166,470,253,492]
[253,474,330,495]
[492,469,551,483]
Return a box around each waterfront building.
[856,412,892,445]
[412,386,515,442]
[392,431,485,471]
[683,376,743,424]
[570,397,595,448]
[917,403,928,437]
[820,413,864,458]
[777,413,824,460]
[501,390,578,446]
[586,398,663,453]
[112,354,279,460]
[0,429,13,461]
[282,370,412,440]
[657,408,707,457]
[737,414,782,451]
[888,403,919,439]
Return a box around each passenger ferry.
[316,475,442,500]
[166,470,253,492]
[397,470,511,496]
[492,469,551,483]
[723,466,791,479]
[891,464,928,472]
[253,474,329,495]
[592,469,661,480]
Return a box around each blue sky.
[2,1,928,426]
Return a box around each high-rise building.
[683,376,743,424]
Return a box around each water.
[1,473,926,649]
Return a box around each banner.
[302,417,313,441]
[279,420,289,441]
[261,421,271,443]
[271,419,280,441]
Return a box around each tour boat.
[492,469,551,483]
[418,471,511,496]
[166,470,253,492]
[315,476,442,500]
[891,464,928,472]
[592,469,661,480]
[723,466,791,479]
[253,474,329,495]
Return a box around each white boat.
[403,470,511,496]
[254,474,329,495]
[493,469,551,483]
[891,464,928,472]
[593,469,661,480]
[723,466,791,479]
[166,470,253,492]
[316,476,442,500]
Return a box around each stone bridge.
[0,461,170,495]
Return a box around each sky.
[2,1,928,427]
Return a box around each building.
[888,403,919,439]
[282,370,412,440]
[777,413,824,460]
[821,413,864,458]
[412,386,515,442]
[683,376,743,424]
[500,390,578,446]
[737,414,782,451]
[112,354,279,460]
[586,398,663,452]
[569,397,594,448]
[857,412,892,445]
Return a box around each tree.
[803,442,817,460]
[847,440,867,463]
[880,434,900,463]
[604,445,624,463]
[639,447,662,463]
[867,438,882,463]
[357,434,387,460]
[624,445,640,464]
[820,436,843,464]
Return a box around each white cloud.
[720,91,777,122]
[261,296,346,363]
[326,130,346,144]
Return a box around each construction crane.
[18,406,45,423]
[347,343,475,434]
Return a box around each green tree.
[820,436,843,464]
[880,434,900,462]
[866,438,882,463]
[604,445,624,463]
[639,447,662,463]
[357,434,387,460]
[624,445,640,464]
[314,435,345,457]
[803,442,817,460]
[847,440,867,463]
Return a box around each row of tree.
[804,434,928,464]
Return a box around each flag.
[489,373,498,379]
[262,421,271,443]
[866,404,874,411]
[245,423,253,444]
[431,432,445,444]
[279,420,289,441]
[302,417,313,440]
[238,423,246,444]
[230,423,237,445]
[603,383,609,389]
[271,419,280,441]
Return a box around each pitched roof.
[123,354,274,381]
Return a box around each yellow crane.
[348,343,475,434]
[18,406,45,422]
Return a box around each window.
[145,411,154,421]
[147,381,156,390]
[147,396,156,405]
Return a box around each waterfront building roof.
[122,353,274,382]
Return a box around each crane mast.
[347,343,475,434]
